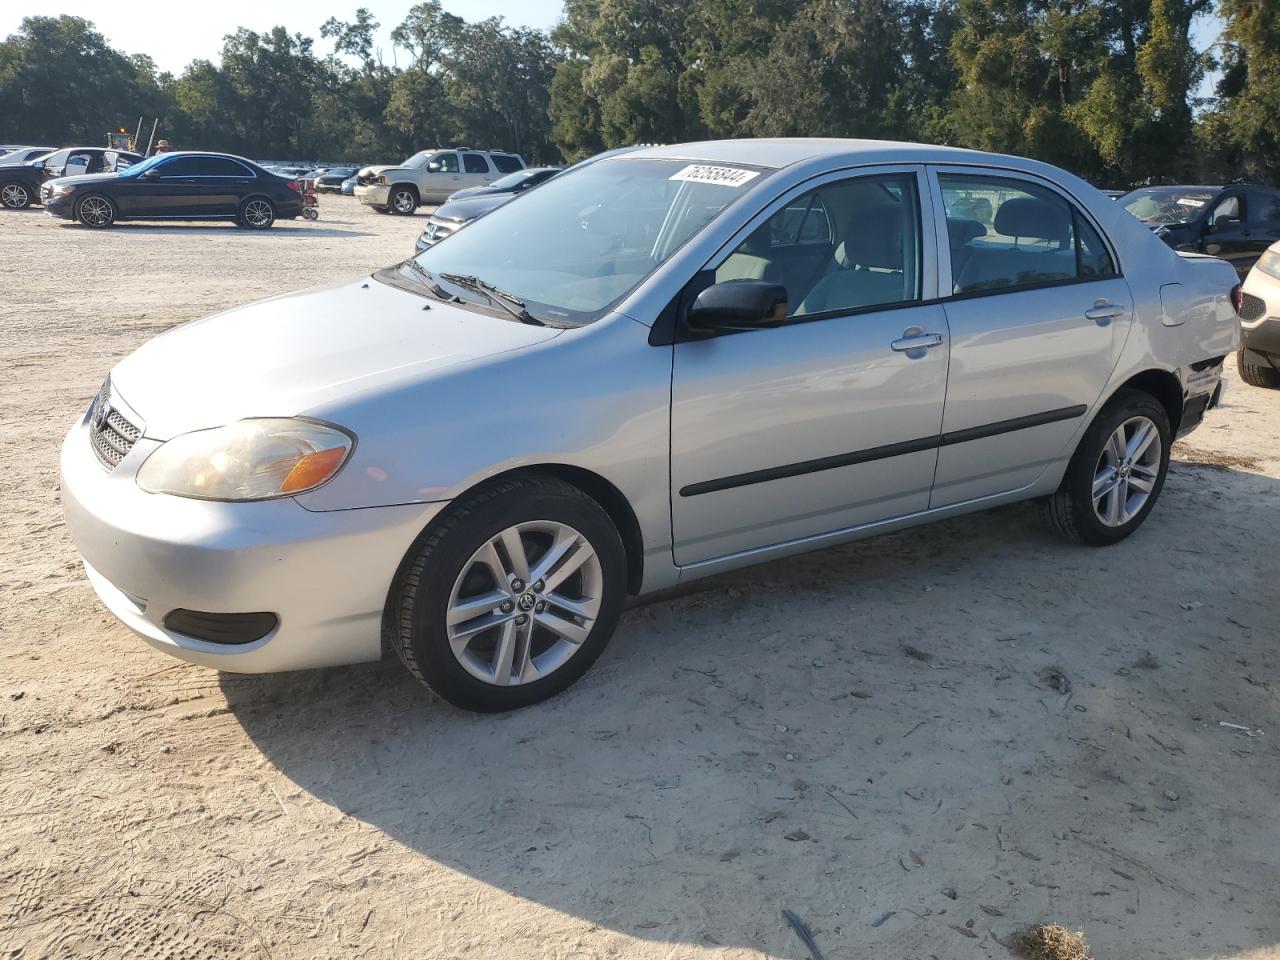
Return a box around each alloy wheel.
[446,520,602,687]
[1092,415,1162,527]
[79,196,113,226]
[392,190,415,213]
[2,184,29,208]
[244,200,273,227]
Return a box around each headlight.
[50,183,76,197]
[137,418,354,501]
[1255,248,1280,281]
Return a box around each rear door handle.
[1085,302,1125,325]
[890,332,944,353]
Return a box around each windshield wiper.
[401,259,461,302]
[439,273,544,325]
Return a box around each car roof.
[624,138,1024,170]
[153,150,259,164]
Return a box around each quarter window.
[939,175,1117,294]
[491,154,522,173]
[716,173,921,318]
[463,153,489,174]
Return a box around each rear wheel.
[1,181,31,209]
[237,197,275,229]
[389,186,418,215]
[386,475,626,712]
[1044,388,1171,545]
[75,194,116,228]
[1237,348,1280,389]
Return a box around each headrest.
[842,202,903,269]
[994,197,1069,242]
[947,217,986,246]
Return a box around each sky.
[1,2,568,74]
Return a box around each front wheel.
[1,181,31,209]
[1044,388,1171,545]
[76,194,116,227]
[1237,348,1280,389]
[386,475,626,712]
[388,187,418,215]
[237,197,275,229]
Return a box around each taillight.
[286,180,301,193]
[1231,284,1243,316]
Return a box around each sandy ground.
[1,195,1278,960]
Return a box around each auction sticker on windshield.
[669,164,761,187]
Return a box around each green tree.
[1215,0,1280,181]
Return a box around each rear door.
[462,152,495,188]
[929,167,1132,506]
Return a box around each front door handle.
[1085,301,1125,325]
[890,331,944,353]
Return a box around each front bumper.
[354,183,390,207]
[60,412,445,673]
[1240,270,1280,356]
[42,192,75,219]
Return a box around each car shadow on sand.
[220,459,1280,958]
[55,220,375,238]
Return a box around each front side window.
[64,152,93,176]
[413,157,771,325]
[940,174,1116,294]
[433,153,459,173]
[1211,194,1242,225]
[463,153,489,174]
[717,173,920,317]
[157,157,207,177]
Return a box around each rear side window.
[491,154,523,173]
[200,157,253,177]
[939,174,1117,294]
[463,153,489,174]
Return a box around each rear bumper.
[60,411,446,673]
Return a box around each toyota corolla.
[61,140,1240,711]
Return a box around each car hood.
[110,274,562,439]
[44,171,126,189]
[358,164,407,178]
[432,194,512,222]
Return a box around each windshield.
[402,151,439,170]
[1121,187,1217,225]
[490,170,539,190]
[412,157,769,324]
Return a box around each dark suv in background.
[1120,183,1280,277]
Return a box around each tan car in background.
[1238,241,1280,388]
[354,148,525,215]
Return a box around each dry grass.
[1012,924,1093,960]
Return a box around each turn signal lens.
[1255,249,1280,281]
[281,446,348,493]
[137,418,354,501]
[1231,284,1243,316]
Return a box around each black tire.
[75,194,116,228]
[1043,388,1172,546]
[1237,348,1280,389]
[385,474,627,712]
[1,181,31,209]
[371,205,390,214]
[388,186,418,216]
[237,196,275,229]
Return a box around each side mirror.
[687,280,788,332]
[427,162,442,172]
[32,160,45,169]
[1212,214,1240,231]
[141,169,160,180]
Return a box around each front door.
[929,168,1133,506]
[670,168,950,565]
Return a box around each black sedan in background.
[1,147,141,209]
[42,151,305,228]
[314,166,358,191]
[416,168,562,251]
[1120,183,1280,277]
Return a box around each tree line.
[1,0,1278,186]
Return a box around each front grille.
[1240,291,1267,322]
[88,382,142,470]
[424,216,459,244]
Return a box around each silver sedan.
[61,139,1241,711]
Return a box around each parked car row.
[60,138,1243,712]
[1,147,142,209]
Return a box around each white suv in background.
[354,149,526,215]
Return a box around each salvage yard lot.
[1,196,1278,959]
